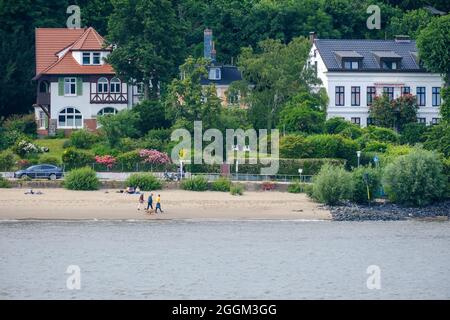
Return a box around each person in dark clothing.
[146,193,154,213]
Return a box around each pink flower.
[139,149,171,164]
[95,155,117,169]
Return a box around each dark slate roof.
[314,39,428,72]
[200,65,243,85]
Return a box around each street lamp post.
[233,145,239,181]
[298,168,303,182]
[357,151,362,168]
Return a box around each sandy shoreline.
[0,188,331,221]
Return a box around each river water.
[0,220,449,299]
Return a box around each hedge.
[186,158,345,175]
[62,148,94,170]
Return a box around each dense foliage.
[382,149,447,206]
[311,164,353,205]
[125,173,162,191]
[64,167,99,190]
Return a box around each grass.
[33,138,67,160]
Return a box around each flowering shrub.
[14,140,43,157]
[95,155,117,169]
[139,149,171,164]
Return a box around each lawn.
[33,138,67,160]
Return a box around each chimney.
[211,41,216,63]
[309,31,317,43]
[204,29,213,61]
[395,35,410,43]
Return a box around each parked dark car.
[14,164,63,180]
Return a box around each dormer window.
[382,60,399,70]
[372,51,402,70]
[208,67,221,80]
[82,52,102,65]
[344,60,359,70]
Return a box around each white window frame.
[92,52,101,65]
[82,52,91,65]
[82,52,102,65]
[98,77,109,93]
[64,77,77,96]
[110,78,121,93]
[208,68,221,80]
[38,111,47,129]
[58,107,83,129]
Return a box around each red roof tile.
[35,27,115,78]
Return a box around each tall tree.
[237,37,319,129]
[106,0,185,99]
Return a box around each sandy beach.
[0,188,330,220]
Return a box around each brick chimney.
[309,31,317,43]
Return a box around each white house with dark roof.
[308,33,444,127]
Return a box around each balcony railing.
[90,92,128,104]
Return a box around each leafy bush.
[287,181,312,193]
[62,148,94,169]
[325,117,353,134]
[13,139,43,157]
[305,134,359,166]
[339,125,364,139]
[400,123,428,145]
[424,122,450,157]
[230,184,244,196]
[350,167,381,204]
[0,150,16,171]
[125,173,162,191]
[211,177,232,192]
[279,134,306,158]
[181,176,209,191]
[62,140,72,149]
[365,126,399,143]
[64,167,99,191]
[91,143,119,157]
[3,113,37,136]
[380,145,414,166]
[311,164,353,205]
[39,155,61,166]
[382,149,447,206]
[117,137,141,152]
[188,158,346,175]
[363,141,389,153]
[0,176,11,188]
[278,103,325,134]
[69,129,99,149]
[116,150,141,171]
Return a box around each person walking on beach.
[146,193,154,213]
[137,193,144,211]
[155,194,164,214]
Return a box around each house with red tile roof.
[33,27,143,136]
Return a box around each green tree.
[106,0,185,99]
[97,109,139,147]
[238,37,319,129]
[417,15,450,84]
[387,9,433,39]
[278,103,325,134]
[369,94,418,130]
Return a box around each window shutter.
[76,77,83,96]
[58,78,64,96]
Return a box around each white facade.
[309,43,444,127]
